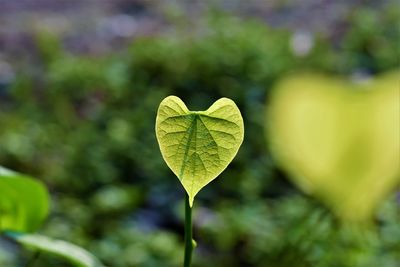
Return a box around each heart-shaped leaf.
[0,167,49,232]
[267,72,400,222]
[156,96,244,206]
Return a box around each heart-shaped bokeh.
[156,96,244,206]
[267,72,399,222]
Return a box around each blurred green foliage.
[0,6,398,267]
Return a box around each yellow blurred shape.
[267,71,400,222]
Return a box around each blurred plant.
[266,71,400,222]
[0,167,104,267]
[156,96,244,266]
[0,167,48,232]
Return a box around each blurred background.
[0,0,399,266]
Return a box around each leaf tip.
[189,195,195,207]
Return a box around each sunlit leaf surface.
[156,96,244,205]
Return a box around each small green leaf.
[6,232,105,267]
[0,167,49,232]
[156,96,244,206]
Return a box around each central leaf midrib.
[179,115,198,180]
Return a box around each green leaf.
[156,96,244,206]
[0,167,49,232]
[6,232,105,267]
[266,72,400,222]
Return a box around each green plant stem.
[184,194,193,267]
